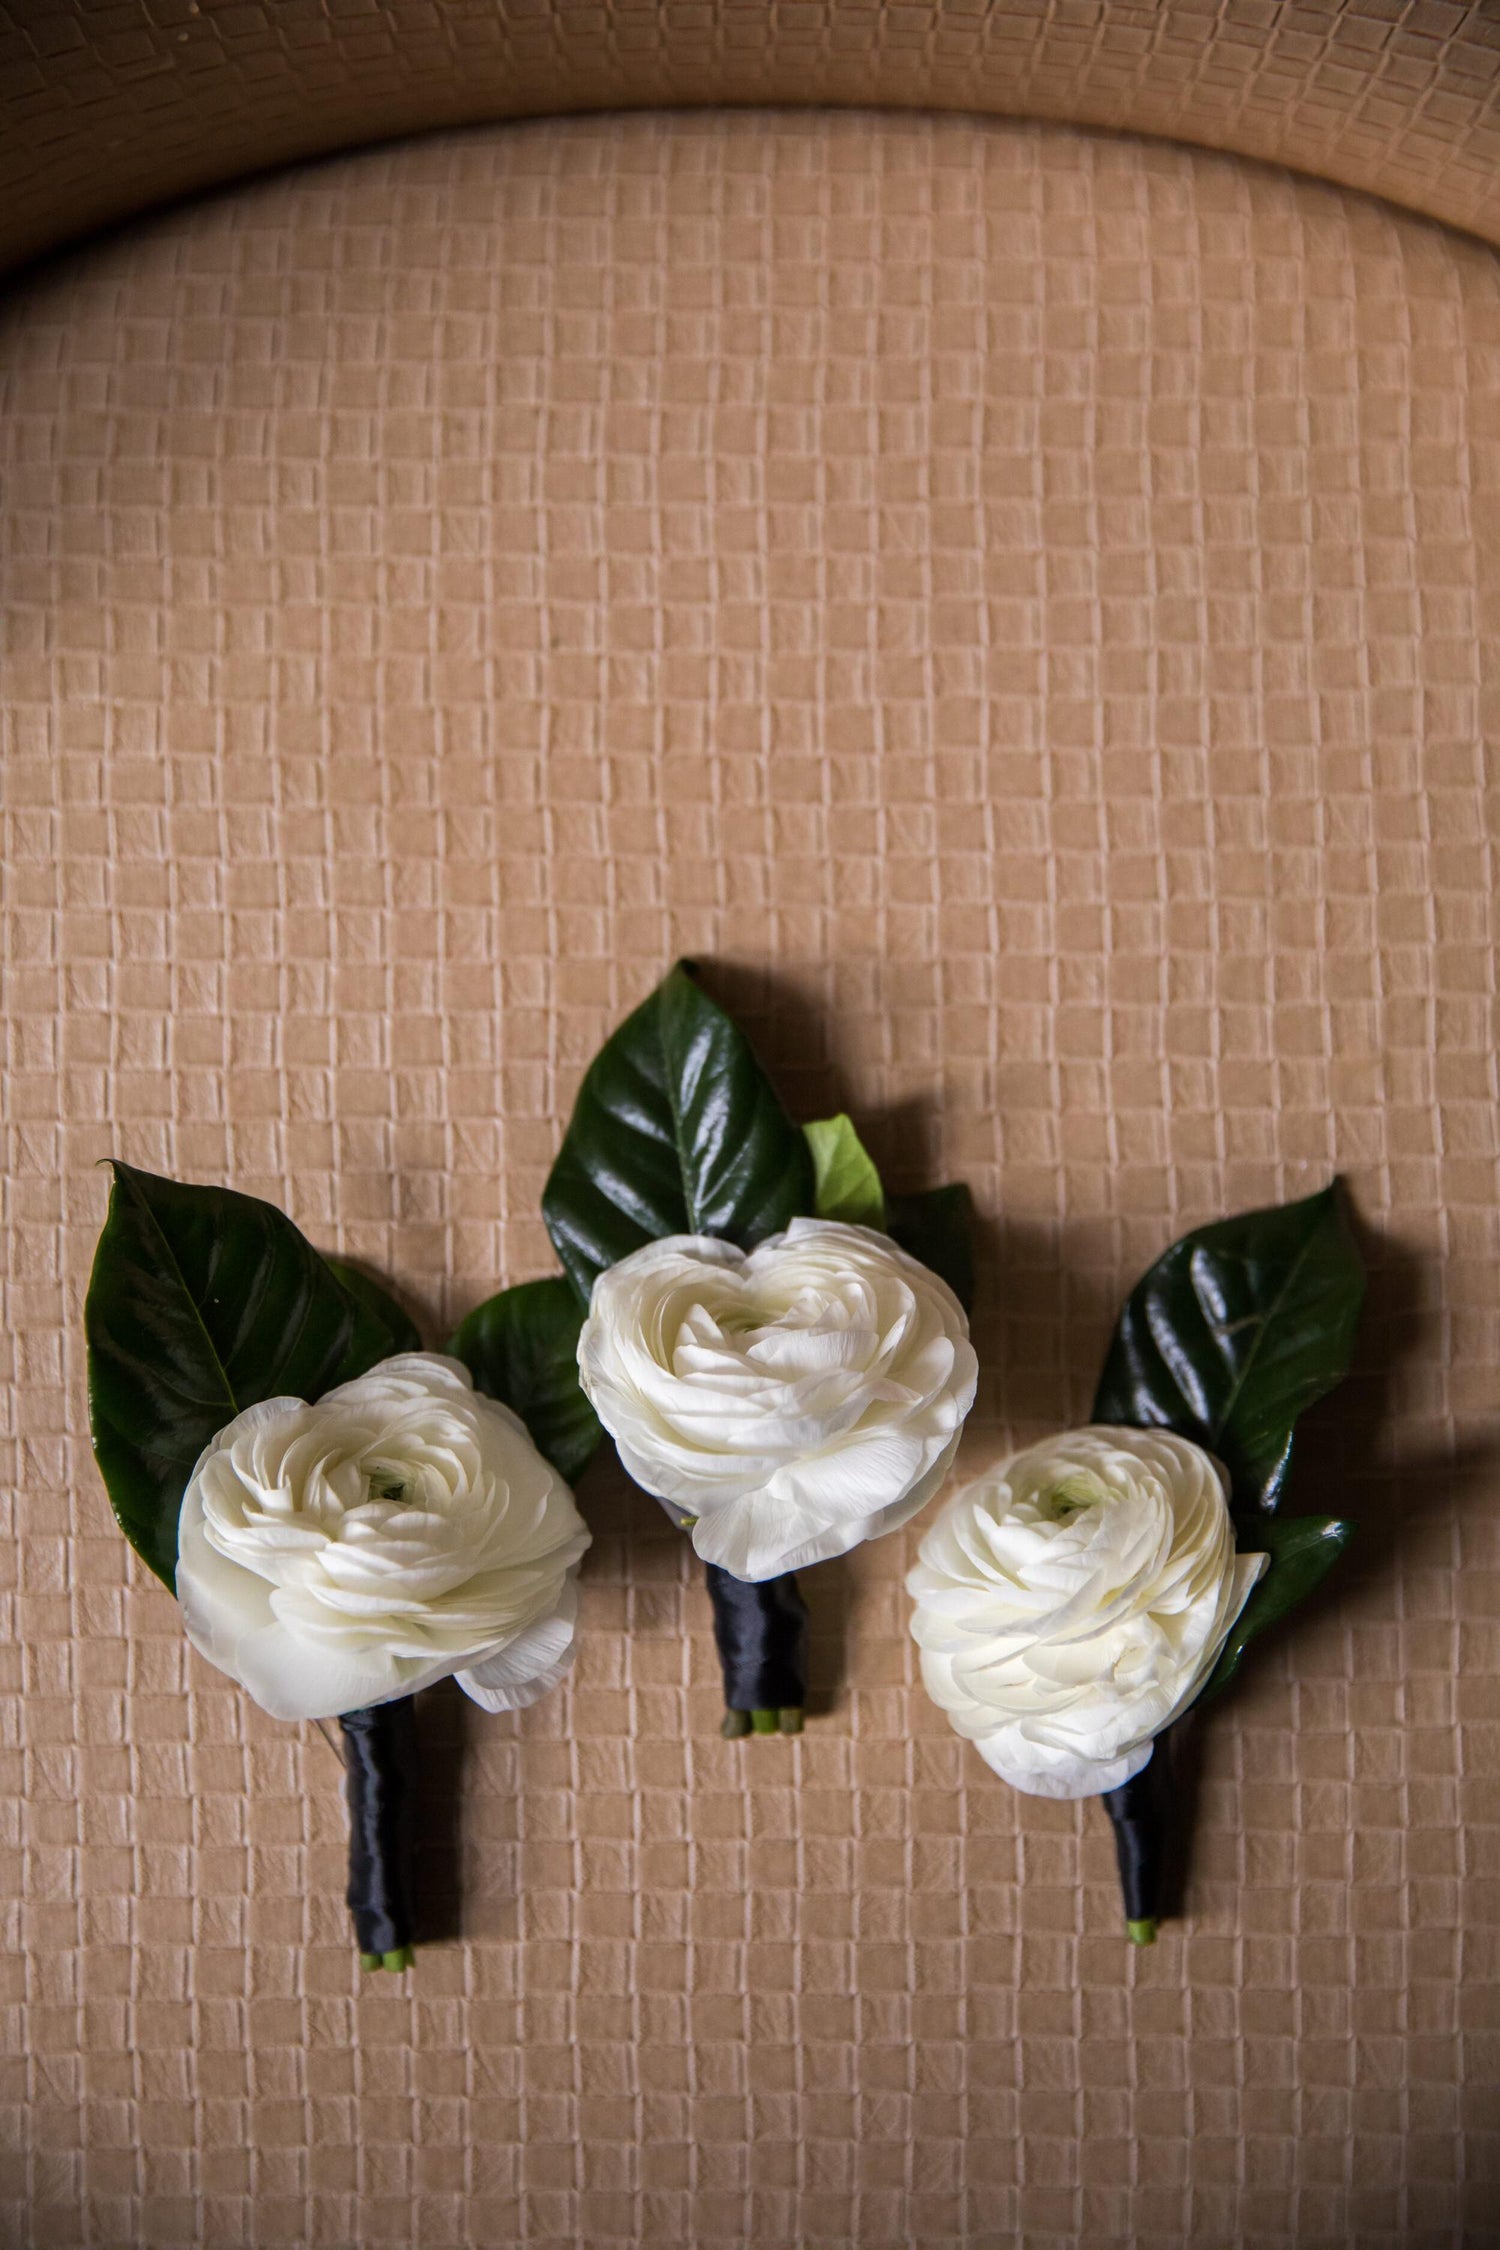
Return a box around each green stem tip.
[360,1945,415,1973]
[1127,1918,1158,1948]
[722,1707,805,1737]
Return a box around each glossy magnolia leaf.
[448,1276,602,1486]
[887,1182,976,1315]
[321,1257,423,1358]
[1197,1512,1355,1703]
[1092,1185,1364,1516]
[542,961,814,1306]
[84,1162,392,1589]
[803,1114,886,1230]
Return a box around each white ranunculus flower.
[175,1353,592,1723]
[576,1218,978,1582]
[907,1426,1267,1799]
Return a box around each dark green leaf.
[321,1257,423,1357]
[886,1182,976,1315]
[542,961,815,1305]
[804,1115,886,1229]
[1092,1185,1364,1515]
[448,1276,602,1485]
[1094,1187,1364,1708]
[84,1162,391,1589]
[1197,1513,1355,1703]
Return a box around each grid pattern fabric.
[4,0,1500,280]
[2,110,1500,2248]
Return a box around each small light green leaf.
[1199,1513,1355,1703]
[85,1163,393,1589]
[448,1276,602,1486]
[803,1115,886,1230]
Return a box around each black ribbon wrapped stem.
[339,1696,419,1969]
[1100,1734,1172,1944]
[704,1563,808,1736]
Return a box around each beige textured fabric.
[5,0,1500,279]
[3,109,1500,2245]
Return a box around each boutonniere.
[84,1164,591,1971]
[450,961,979,1733]
[908,1187,1364,1942]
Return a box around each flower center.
[1038,1470,1105,1522]
[366,1465,410,1504]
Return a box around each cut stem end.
[1127,1918,1158,1948]
[360,1945,415,1973]
[722,1706,805,1737]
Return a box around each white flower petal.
[177,1479,277,1673]
[908,1425,1263,1800]
[228,1618,409,1723]
[578,1218,977,1582]
[172,1352,592,1722]
[456,1582,581,1713]
[973,1727,1151,1801]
